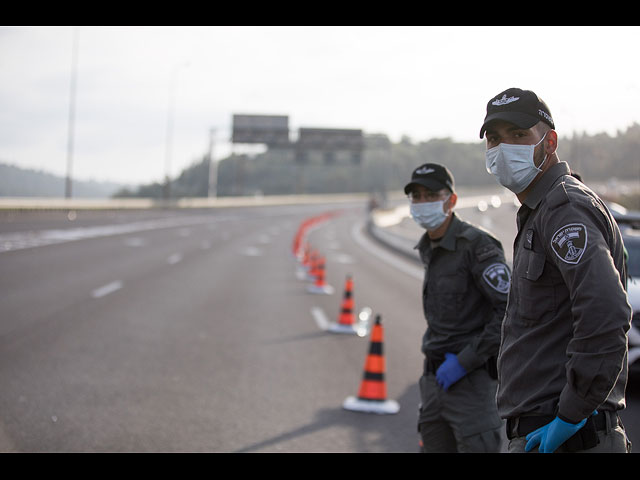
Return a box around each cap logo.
[492,94,520,106]
[539,109,553,124]
[415,167,435,175]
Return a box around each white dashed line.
[310,306,330,331]
[167,253,183,264]
[240,247,262,256]
[91,281,123,299]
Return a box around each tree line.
[114,123,640,200]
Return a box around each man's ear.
[447,192,458,211]
[545,130,558,155]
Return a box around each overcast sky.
[1,26,639,187]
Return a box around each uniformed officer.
[406,163,510,453]
[480,87,633,453]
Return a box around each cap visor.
[479,112,540,138]
[404,179,448,194]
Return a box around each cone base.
[342,396,400,415]
[328,322,358,334]
[307,284,334,295]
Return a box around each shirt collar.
[416,212,461,252]
[522,161,571,209]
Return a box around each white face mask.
[485,132,548,194]
[410,197,450,231]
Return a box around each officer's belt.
[506,410,620,450]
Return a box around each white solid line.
[167,253,183,264]
[350,221,423,280]
[310,306,331,331]
[91,280,123,299]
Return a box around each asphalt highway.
[0,196,638,452]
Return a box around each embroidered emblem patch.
[492,94,520,106]
[482,263,511,294]
[551,223,587,264]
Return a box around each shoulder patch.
[482,263,510,294]
[551,223,587,264]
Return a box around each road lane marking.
[331,253,355,264]
[310,306,330,331]
[167,253,183,264]
[91,281,123,298]
[240,247,262,256]
[123,237,146,247]
[0,215,236,254]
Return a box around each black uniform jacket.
[416,213,510,373]
[497,161,632,423]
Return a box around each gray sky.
[1,26,639,186]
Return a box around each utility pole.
[207,128,217,198]
[65,27,79,199]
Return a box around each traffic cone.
[343,315,399,414]
[296,242,312,280]
[329,275,358,334]
[306,254,333,294]
[306,249,319,281]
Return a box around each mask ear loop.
[534,132,549,171]
[442,193,453,216]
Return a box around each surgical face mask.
[410,196,450,231]
[485,133,548,194]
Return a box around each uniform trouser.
[418,367,504,453]
[507,413,632,453]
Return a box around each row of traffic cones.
[293,215,400,415]
[304,247,334,295]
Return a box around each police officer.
[406,163,510,453]
[480,87,632,453]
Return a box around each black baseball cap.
[479,87,555,139]
[404,163,454,194]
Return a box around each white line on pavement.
[167,253,183,264]
[310,306,330,331]
[91,281,123,299]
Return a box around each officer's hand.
[525,416,587,453]
[435,353,467,391]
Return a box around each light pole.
[207,128,217,198]
[65,27,79,199]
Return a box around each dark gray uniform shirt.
[416,213,510,372]
[497,161,632,424]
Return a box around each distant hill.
[0,163,129,198]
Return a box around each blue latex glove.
[525,416,587,453]
[435,353,467,391]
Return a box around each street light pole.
[65,27,79,199]
[207,128,217,198]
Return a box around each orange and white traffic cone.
[343,315,399,414]
[329,275,358,334]
[305,249,319,281]
[296,242,312,280]
[306,254,333,294]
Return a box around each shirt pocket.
[516,250,555,325]
[433,273,468,320]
